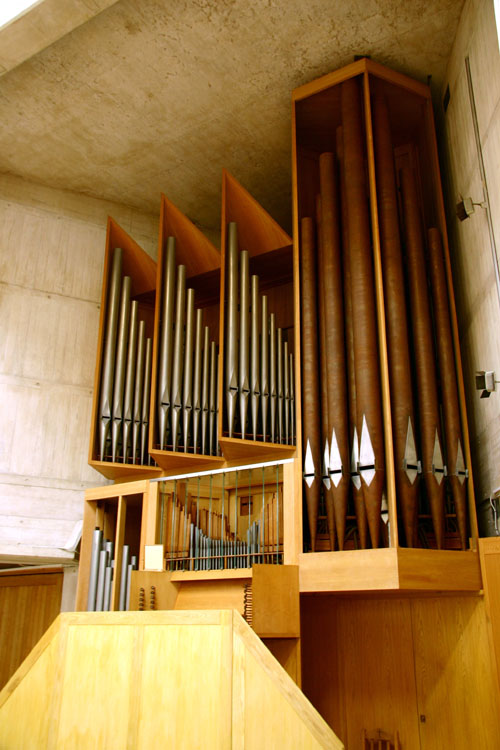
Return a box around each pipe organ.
[87,59,476,560]
[294,59,473,553]
[73,58,492,750]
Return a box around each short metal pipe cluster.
[86,527,137,611]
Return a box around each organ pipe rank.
[98,247,153,466]
[299,78,468,552]
[224,221,295,445]
[156,237,220,456]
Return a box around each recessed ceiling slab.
[0,0,464,240]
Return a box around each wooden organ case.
[74,58,500,750]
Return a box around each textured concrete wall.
[441,0,500,509]
[0,173,158,562]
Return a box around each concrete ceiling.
[0,0,463,242]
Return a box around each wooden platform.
[299,547,482,594]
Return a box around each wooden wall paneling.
[174,579,247,614]
[299,548,400,593]
[397,547,482,591]
[251,564,300,637]
[0,568,63,690]
[57,622,135,747]
[137,615,232,749]
[283,458,302,565]
[75,497,99,610]
[411,594,500,749]
[0,621,60,749]
[337,597,421,750]
[300,595,346,743]
[479,537,500,692]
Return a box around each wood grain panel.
[252,564,300,638]
[138,623,230,749]
[412,595,500,749]
[262,637,301,685]
[0,633,57,748]
[174,580,245,614]
[0,568,63,689]
[338,598,420,750]
[239,630,341,748]
[479,537,500,691]
[300,595,346,742]
[0,610,339,749]
[56,624,134,747]
[299,549,400,593]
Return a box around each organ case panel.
[292,58,478,562]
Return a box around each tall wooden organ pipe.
[427,227,468,549]
[316,193,336,552]
[336,126,369,550]
[372,95,420,547]
[341,77,385,549]
[319,152,350,551]
[400,167,446,550]
[300,216,322,551]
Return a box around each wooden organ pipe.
[400,167,445,549]
[300,216,322,551]
[336,126,368,549]
[341,77,385,549]
[372,94,419,547]
[316,194,336,551]
[319,152,350,550]
[428,227,468,550]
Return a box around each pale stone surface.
[0,0,464,239]
[0,177,157,561]
[441,0,500,503]
[0,0,120,73]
